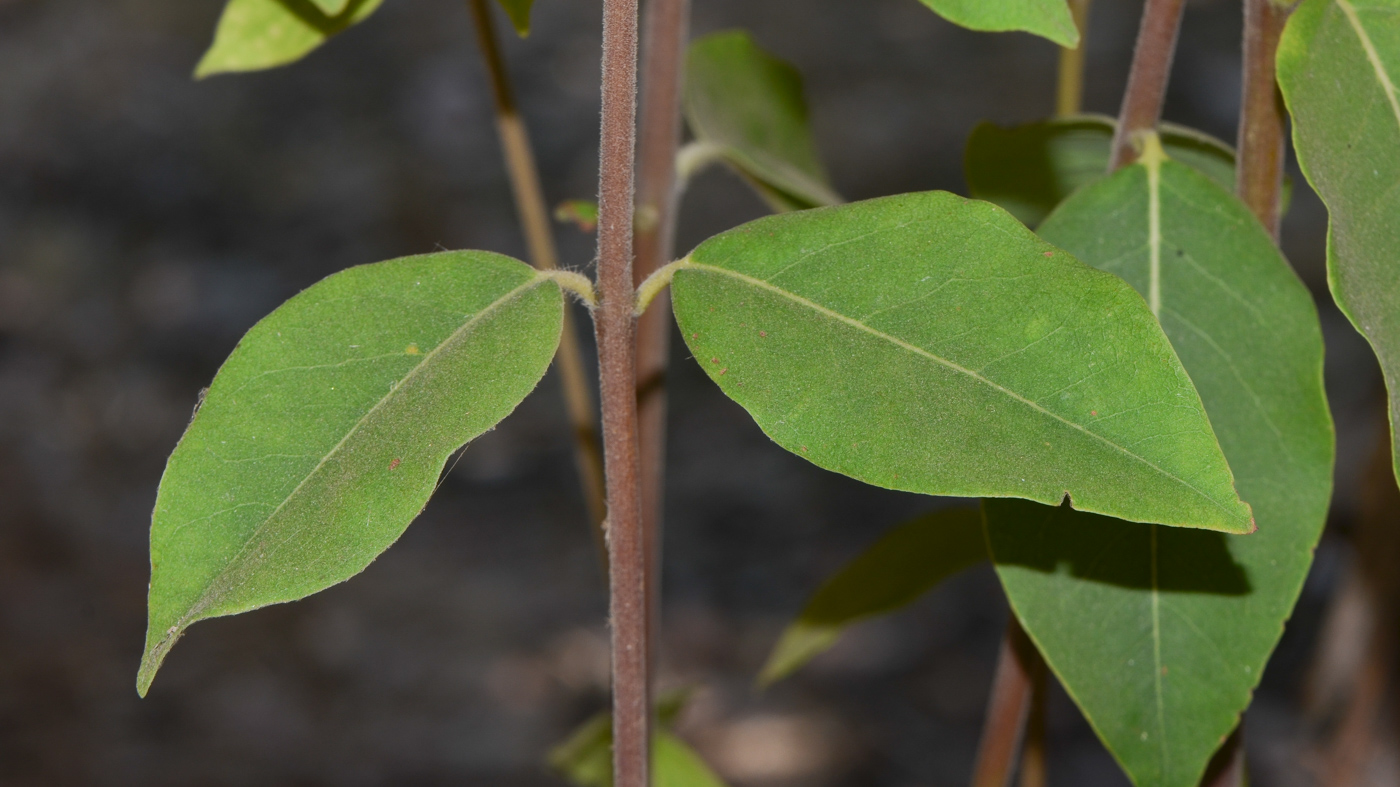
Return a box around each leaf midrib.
[1336,0,1400,132]
[680,260,1233,521]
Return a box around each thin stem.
[1235,0,1294,239]
[1200,726,1246,787]
[1056,0,1094,117]
[595,0,647,780]
[466,0,610,567]
[1109,0,1188,170]
[1017,665,1048,787]
[632,0,690,685]
[971,617,1045,787]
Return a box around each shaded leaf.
[495,0,534,36]
[1278,0,1400,483]
[684,31,841,212]
[759,507,985,685]
[139,251,564,695]
[548,691,727,787]
[195,0,386,78]
[555,199,600,233]
[964,114,1290,227]
[669,191,1252,533]
[917,0,1079,48]
[987,139,1333,787]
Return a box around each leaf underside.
[1278,0,1400,484]
[987,149,1332,787]
[760,507,986,685]
[684,31,842,212]
[917,0,1080,47]
[671,191,1252,533]
[195,0,386,78]
[139,251,563,695]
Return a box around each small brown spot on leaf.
[710,357,719,364]
[1043,251,1054,257]
[405,344,421,355]
[800,445,809,453]
[691,333,698,339]
[389,458,401,470]
[1090,410,1098,416]
[759,331,767,338]
[719,368,728,375]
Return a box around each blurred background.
[0,0,1393,783]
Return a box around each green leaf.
[987,139,1333,787]
[555,199,600,233]
[917,0,1079,48]
[1278,0,1400,484]
[548,692,728,787]
[684,31,841,212]
[668,191,1252,533]
[759,507,986,686]
[195,0,386,78]
[495,0,534,36]
[964,114,1292,227]
[138,251,564,696]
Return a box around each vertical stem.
[466,0,610,569]
[1017,666,1048,787]
[1108,0,1188,170]
[632,0,690,675]
[1200,726,1246,787]
[1056,0,1094,117]
[971,617,1045,787]
[1235,0,1294,240]
[595,0,647,780]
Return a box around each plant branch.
[1109,0,1187,170]
[1200,726,1246,787]
[1018,664,1047,787]
[467,0,610,565]
[1235,0,1294,239]
[1056,0,1094,117]
[971,616,1046,787]
[595,0,648,780]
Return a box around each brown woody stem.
[1235,0,1294,239]
[1109,0,1187,170]
[1056,0,1094,117]
[971,617,1046,787]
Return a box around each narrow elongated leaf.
[964,115,1293,227]
[1278,0,1400,483]
[684,31,841,212]
[495,0,534,36]
[759,507,985,685]
[918,0,1079,48]
[669,191,1252,533]
[138,251,564,695]
[987,140,1333,787]
[195,0,386,78]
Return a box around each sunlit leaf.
[195,0,386,78]
[138,251,565,696]
[684,31,841,212]
[669,191,1252,533]
[759,507,985,686]
[987,138,1333,787]
[1278,0,1400,483]
[495,0,534,36]
[918,0,1079,47]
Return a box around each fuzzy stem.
[595,0,648,778]
[971,617,1045,787]
[1056,0,1094,117]
[1109,0,1187,170]
[1017,665,1048,787]
[467,0,610,566]
[1235,0,1294,239]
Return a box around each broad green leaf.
[964,115,1291,227]
[548,692,727,787]
[759,507,985,686]
[917,0,1079,48]
[668,191,1252,533]
[1278,0,1400,484]
[495,0,535,36]
[195,0,386,78]
[987,139,1333,787]
[138,251,564,696]
[684,31,841,213]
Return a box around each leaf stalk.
[970,616,1046,787]
[1056,0,1094,117]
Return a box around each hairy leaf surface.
[196,0,385,77]
[670,192,1252,532]
[1278,0,1400,482]
[760,508,985,685]
[918,0,1079,47]
[987,143,1333,787]
[139,251,564,695]
[685,31,841,212]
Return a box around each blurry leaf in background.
[916,0,1079,47]
[494,0,535,36]
[684,31,842,212]
[1278,0,1400,484]
[548,690,727,787]
[555,199,600,233]
[987,138,1333,787]
[671,192,1253,533]
[964,115,1291,227]
[759,507,985,686]
[139,252,564,696]
[195,0,386,78]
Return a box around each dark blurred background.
[0,0,1392,783]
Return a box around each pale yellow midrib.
[1336,0,1400,131]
